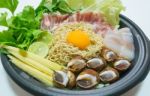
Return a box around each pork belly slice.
[41,12,112,35]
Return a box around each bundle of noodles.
[41,12,112,65]
[47,23,103,65]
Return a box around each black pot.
[1,15,150,96]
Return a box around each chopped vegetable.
[28,41,49,57]
[37,32,53,44]
[8,55,53,86]
[0,0,18,14]
[96,84,105,89]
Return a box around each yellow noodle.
[48,22,103,65]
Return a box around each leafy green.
[0,13,8,26]
[67,0,96,10]
[0,0,18,14]
[57,0,74,13]
[36,0,75,15]
[35,0,51,21]
[0,30,16,45]
[69,0,125,26]
[18,6,35,21]
[9,6,40,29]
[98,0,125,26]
[0,6,44,49]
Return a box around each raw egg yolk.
[67,30,91,49]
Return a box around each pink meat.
[41,12,112,35]
[41,13,70,30]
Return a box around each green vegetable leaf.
[18,6,35,21]
[35,0,52,15]
[0,6,44,49]
[0,13,8,26]
[52,0,58,5]
[0,30,16,45]
[0,0,18,14]
[16,29,42,49]
[9,6,40,30]
[32,30,43,40]
[58,0,74,14]
[67,0,96,10]
[36,0,75,15]
[35,0,52,22]
[99,0,125,26]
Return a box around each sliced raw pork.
[103,28,135,61]
[41,12,112,35]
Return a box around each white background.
[0,0,150,96]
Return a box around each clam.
[67,71,76,88]
[114,59,131,71]
[87,58,106,71]
[67,58,86,73]
[53,70,76,88]
[102,48,117,62]
[53,70,69,88]
[99,67,119,83]
[76,69,100,89]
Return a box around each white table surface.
[0,0,150,96]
